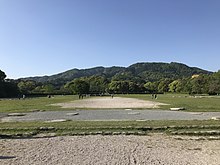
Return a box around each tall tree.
[0,70,6,82]
[144,82,158,93]
[17,81,37,94]
[169,80,182,93]
[65,79,90,95]
[87,76,109,94]
[208,71,220,94]
[108,81,129,94]
[190,75,209,94]
[0,70,19,97]
[158,79,172,93]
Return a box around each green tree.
[169,80,182,93]
[108,81,129,94]
[0,70,19,97]
[108,81,119,93]
[208,71,220,94]
[41,84,55,94]
[0,70,6,82]
[4,80,20,97]
[87,76,109,94]
[0,70,6,97]
[144,82,158,93]
[65,79,90,94]
[190,75,209,94]
[128,81,139,93]
[158,79,172,93]
[18,81,37,94]
[59,85,72,95]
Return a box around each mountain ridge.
[20,62,212,85]
[19,62,212,84]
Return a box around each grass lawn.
[121,94,220,112]
[0,95,78,113]
[0,94,220,113]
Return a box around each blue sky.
[1,0,220,79]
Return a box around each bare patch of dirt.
[54,97,168,109]
[1,134,219,165]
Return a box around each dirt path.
[1,134,220,165]
[54,97,168,109]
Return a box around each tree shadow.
[0,156,16,159]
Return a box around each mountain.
[127,62,211,81]
[20,62,212,85]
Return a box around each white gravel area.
[54,97,168,109]
[1,134,220,165]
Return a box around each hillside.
[20,62,211,85]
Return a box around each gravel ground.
[0,113,7,119]
[1,134,220,165]
[2,109,220,122]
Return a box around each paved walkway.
[1,110,220,122]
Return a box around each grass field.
[0,94,220,113]
[0,95,78,113]
[121,94,220,112]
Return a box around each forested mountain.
[0,62,218,97]
[20,62,211,85]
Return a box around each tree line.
[0,70,19,97]
[63,72,220,95]
[1,69,220,98]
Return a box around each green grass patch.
[120,94,220,112]
[1,120,220,138]
[0,95,78,113]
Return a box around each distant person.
[111,94,114,98]
[155,94,157,99]
[22,94,26,99]
[151,94,154,99]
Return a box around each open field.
[0,95,78,113]
[121,94,220,112]
[1,95,220,165]
[1,94,220,137]
[1,94,220,113]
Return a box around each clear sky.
[1,0,220,79]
